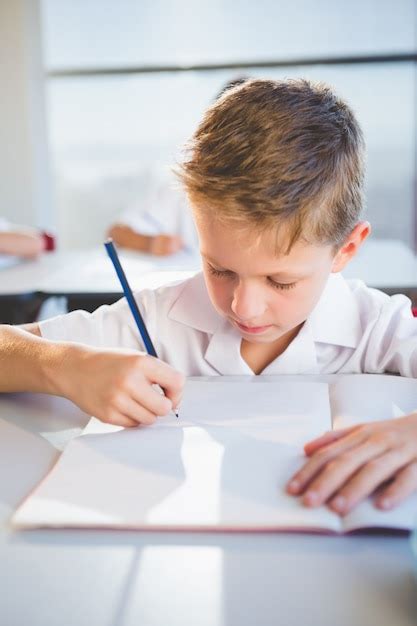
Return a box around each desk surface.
[0,239,416,297]
[1,376,416,626]
[0,247,200,296]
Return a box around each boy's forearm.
[0,325,74,396]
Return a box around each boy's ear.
[331,221,371,273]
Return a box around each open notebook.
[12,375,417,534]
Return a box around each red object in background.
[41,231,56,252]
[413,308,417,317]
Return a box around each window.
[41,0,417,249]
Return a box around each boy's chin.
[239,327,284,344]
[238,323,303,346]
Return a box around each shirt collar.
[168,272,222,334]
[308,272,362,348]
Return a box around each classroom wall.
[1,1,416,250]
[41,0,417,250]
[0,0,54,230]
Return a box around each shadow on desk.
[66,292,122,313]
[0,294,45,325]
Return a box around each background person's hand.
[20,232,46,258]
[0,230,46,259]
[286,413,417,515]
[149,234,183,256]
[60,346,185,428]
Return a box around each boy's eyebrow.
[268,271,305,280]
[202,254,306,280]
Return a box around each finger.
[300,438,389,508]
[118,413,144,428]
[375,460,417,510]
[124,384,172,419]
[151,384,183,414]
[168,388,183,411]
[328,449,412,514]
[102,411,139,428]
[304,426,358,456]
[287,429,367,495]
[140,357,185,407]
[117,395,158,425]
[131,384,177,417]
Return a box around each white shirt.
[39,272,417,378]
[118,169,198,252]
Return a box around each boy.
[1,79,417,516]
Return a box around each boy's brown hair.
[177,78,365,252]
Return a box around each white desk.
[1,377,416,626]
[0,247,200,296]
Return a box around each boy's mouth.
[234,321,273,335]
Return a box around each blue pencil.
[104,239,178,418]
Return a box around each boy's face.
[194,212,366,345]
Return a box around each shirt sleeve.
[116,170,198,249]
[117,204,163,236]
[0,218,10,231]
[116,169,167,236]
[39,289,158,353]
[363,293,417,378]
[0,220,19,267]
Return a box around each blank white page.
[330,374,417,429]
[12,380,343,532]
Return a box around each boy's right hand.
[58,346,185,428]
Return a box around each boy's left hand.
[286,413,417,515]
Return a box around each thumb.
[143,356,185,409]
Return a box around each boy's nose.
[230,281,267,322]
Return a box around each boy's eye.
[267,278,297,291]
[208,265,234,278]
[208,265,296,290]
